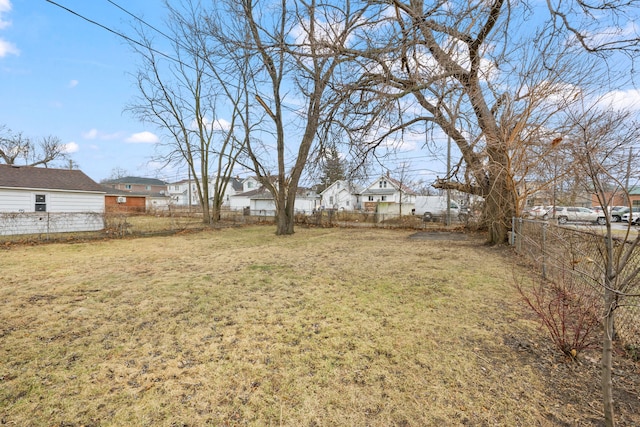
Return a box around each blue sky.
[2,1,638,187]
[0,0,454,186]
[0,0,174,182]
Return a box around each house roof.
[320,180,363,196]
[0,164,105,193]
[102,176,168,186]
[363,175,416,196]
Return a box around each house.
[247,187,320,215]
[166,178,200,206]
[0,164,105,235]
[361,173,417,214]
[320,180,363,210]
[229,176,269,211]
[101,176,168,194]
[167,176,244,207]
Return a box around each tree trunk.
[483,151,517,245]
[275,195,295,235]
[602,287,616,426]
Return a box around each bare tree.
[127,1,245,224]
[337,0,637,244]
[203,0,372,235]
[566,105,640,427]
[0,125,69,168]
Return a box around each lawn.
[1,226,638,426]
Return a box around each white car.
[621,208,640,225]
[554,206,606,225]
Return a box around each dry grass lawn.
[1,226,638,426]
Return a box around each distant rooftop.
[101,176,168,186]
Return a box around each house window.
[381,196,387,201]
[329,196,334,204]
[35,194,46,212]
[368,196,374,201]
[346,200,350,206]
[247,181,254,189]
[174,185,180,190]
[379,180,387,188]
[125,184,132,190]
[146,185,151,190]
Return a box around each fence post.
[510,217,515,246]
[516,218,523,253]
[542,222,547,279]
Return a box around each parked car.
[610,206,630,222]
[523,205,553,220]
[554,206,607,225]
[621,208,640,224]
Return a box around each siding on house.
[0,165,106,235]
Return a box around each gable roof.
[102,176,168,186]
[0,164,105,193]
[362,175,416,196]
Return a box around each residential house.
[104,188,147,213]
[361,173,417,215]
[167,176,244,207]
[229,176,268,211]
[247,187,320,215]
[101,176,168,194]
[229,176,320,214]
[0,164,105,235]
[320,180,363,210]
[167,178,200,206]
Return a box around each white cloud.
[63,141,79,153]
[599,89,640,111]
[82,128,122,140]
[82,129,99,140]
[0,38,18,57]
[0,0,12,30]
[125,131,159,144]
[68,80,79,89]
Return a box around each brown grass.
[0,226,638,426]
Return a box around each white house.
[361,173,417,214]
[168,176,245,208]
[247,187,320,215]
[0,164,105,235]
[320,180,363,210]
[229,176,267,211]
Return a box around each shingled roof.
[0,164,105,193]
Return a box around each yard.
[0,226,639,426]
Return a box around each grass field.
[1,226,638,426]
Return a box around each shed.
[0,164,106,235]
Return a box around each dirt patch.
[408,231,469,240]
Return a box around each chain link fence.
[511,218,640,347]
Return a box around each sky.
[1,1,639,187]
[0,0,177,182]
[0,0,455,186]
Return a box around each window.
[368,196,374,201]
[35,194,46,212]
[346,201,350,206]
[381,195,387,201]
[125,184,132,190]
[329,196,334,204]
[174,185,180,190]
[379,180,387,188]
[146,185,151,190]
[247,181,254,189]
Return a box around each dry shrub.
[517,273,602,359]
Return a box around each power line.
[45,0,185,68]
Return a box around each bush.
[517,274,602,360]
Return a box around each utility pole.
[446,134,451,226]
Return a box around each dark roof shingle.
[0,164,105,193]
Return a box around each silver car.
[554,206,607,225]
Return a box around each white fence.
[0,212,104,236]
